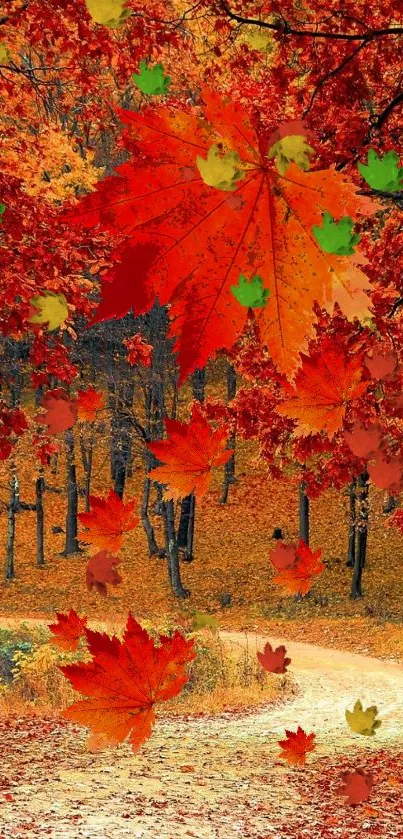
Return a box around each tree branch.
[217,0,403,41]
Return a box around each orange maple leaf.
[147,402,233,500]
[275,339,368,438]
[76,386,105,421]
[62,87,379,383]
[48,609,88,651]
[78,489,139,552]
[272,539,325,596]
[278,726,316,765]
[60,613,196,753]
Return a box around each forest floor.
[1,629,403,838]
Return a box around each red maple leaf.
[77,387,105,421]
[62,88,379,383]
[344,421,384,459]
[60,613,196,753]
[147,402,233,500]
[86,551,122,597]
[257,642,291,673]
[278,726,316,765]
[364,347,398,382]
[275,339,368,437]
[368,455,403,492]
[78,489,139,552]
[36,388,78,434]
[337,768,374,805]
[48,609,88,651]
[272,539,325,596]
[269,541,297,570]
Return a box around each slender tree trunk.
[62,427,80,555]
[177,368,205,558]
[383,493,398,514]
[4,461,17,580]
[299,481,309,545]
[79,425,95,512]
[346,478,356,568]
[163,499,190,598]
[36,469,45,567]
[350,470,369,599]
[220,362,237,505]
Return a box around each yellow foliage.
[2,125,103,203]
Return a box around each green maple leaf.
[312,212,360,255]
[190,611,218,633]
[358,149,403,193]
[132,61,171,96]
[196,144,244,191]
[231,274,270,308]
[85,0,131,27]
[0,203,5,222]
[268,135,315,175]
[345,699,382,736]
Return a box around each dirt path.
[1,628,403,838]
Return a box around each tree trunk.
[350,470,369,599]
[163,499,190,598]
[299,481,309,545]
[383,493,398,514]
[36,470,45,567]
[346,478,356,568]
[79,426,94,512]
[220,363,237,505]
[177,493,195,561]
[4,462,17,580]
[62,427,80,555]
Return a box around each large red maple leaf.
[272,539,325,596]
[61,88,379,382]
[60,613,196,753]
[147,402,233,500]
[275,338,369,437]
[278,726,316,765]
[48,609,88,652]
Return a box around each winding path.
[1,629,403,838]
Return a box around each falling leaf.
[35,388,78,434]
[364,347,398,381]
[278,726,316,765]
[132,61,171,95]
[0,203,6,221]
[77,387,105,421]
[48,609,88,651]
[269,542,297,570]
[257,642,291,673]
[62,88,379,382]
[147,402,233,501]
[272,539,325,596]
[196,143,245,191]
[86,551,122,597]
[0,43,10,63]
[190,611,218,633]
[358,148,403,193]
[231,273,270,308]
[367,455,403,493]
[275,339,368,438]
[268,134,315,176]
[60,613,196,752]
[312,212,360,255]
[85,0,131,27]
[344,422,384,459]
[28,291,68,331]
[337,768,374,805]
[345,699,382,736]
[78,490,139,553]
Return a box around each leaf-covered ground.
[0,431,402,663]
[1,632,402,838]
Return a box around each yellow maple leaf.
[345,700,382,736]
[29,292,68,331]
[85,0,132,27]
[243,26,273,52]
[196,144,245,191]
[0,43,10,63]
[268,135,315,175]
